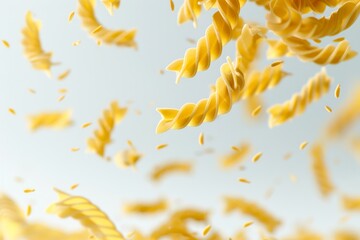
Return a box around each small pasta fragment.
[202,225,211,236]
[72,40,81,46]
[87,101,127,157]
[199,132,204,145]
[334,84,341,99]
[224,196,281,232]
[150,161,192,181]
[26,205,32,217]
[221,143,251,168]
[57,95,65,102]
[170,0,175,11]
[310,144,334,197]
[70,147,80,152]
[238,178,251,184]
[47,188,125,240]
[2,40,10,48]
[251,105,262,117]
[101,0,121,15]
[252,152,262,162]
[243,221,253,228]
[299,141,308,150]
[68,11,75,22]
[24,189,35,193]
[156,144,168,150]
[325,105,333,113]
[70,184,79,190]
[81,122,92,128]
[27,110,72,131]
[57,69,70,80]
[122,199,168,215]
[268,68,331,127]
[8,108,16,115]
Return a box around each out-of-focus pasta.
[101,0,121,15]
[122,199,168,215]
[220,143,251,168]
[150,161,192,181]
[27,110,72,131]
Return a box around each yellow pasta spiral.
[177,0,202,27]
[268,68,331,128]
[27,110,72,131]
[157,58,244,133]
[167,0,241,82]
[267,0,360,39]
[281,37,357,65]
[47,189,125,240]
[78,0,137,48]
[87,101,127,157]
[101,0,121,15]
[21,12,54,76]
[291,0,342,13]
[224,196,281,232]
[266,39,290,58]
[310,144,334,197]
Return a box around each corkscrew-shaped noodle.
[0,194,26,240]
[267,0,360,39]
[78,0,136,47]
[250,0,270,9]
[224,196,281,232]
[27,110,72,131]
[21,12,54,76]
[310,144,334,197]
[47,189,125,240]
[266,39,290,58]
[281,37,357,65]
[101,0,120,15]
[291,0,342,14]
[177,0,202,27]
[150,162,192,181]
[268,69,331,128]
[167,0,241,82]
[122,199,168,215]
[87,101,127,157]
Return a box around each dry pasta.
[78,0,136,47]
[177,0,202,27]
[268,68,331,127]
[310,144,334,197]
[342,195,360,211]
[27,110,72,131]
[47,188,125,240]
[150,161,192,181]
[87,101,127,157]
[122,199,168,215]
[21,12,54,76]
[220,143,251,168]
[101,0,121,15]
[167,0,241,82]
[224,196,281,232]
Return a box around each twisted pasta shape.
[167,0,241,82]
[325,87,360,139]
[310,144,334,197]
[78,0,137,47]
[122,199,168,215]
[23,224,89,240]
[47,189,125,240]
[150,161,192,181]
[266,39,290,58]
[101,0,121,15]
[177,0,202,27]
[27,110,72,131]
[342,195,360,211]
[267,0,360,39]
[224,196,281,232]
[281,37,357,65]
[21,12,54,76]
[87,101,127,157]
[291,0,342,13]
[268,69,331,128]
[250,0,270,9]
[220,143,251,168]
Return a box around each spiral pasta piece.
[342,195,360,211]
[122,199,168,215]
[78,0,136,47]
[177,0,202,27]
[310,144,334,197]
[268,0,360,39]
[21,12,54,76]
[250,0,270,9]
[291,0,342,13]
[224,196,281,232]
[268,68,331,127]
[27,110,72,131]
[47,188,125,240]
[0,194,26,240]
[281,37,357,65]
[150,161,192,181]
[101,0,120,15]
[220,143,251,168]
[266,39,290,58]
[167,0,241,82]
[87,101,127,157]
[23,224,89,240]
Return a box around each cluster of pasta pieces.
[2,0,360,239]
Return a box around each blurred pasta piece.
[27,110,72,131]
[122,199,168,215]
[150,161,192,181]
[220,143,251,168]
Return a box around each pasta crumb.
[57,69,71,80]
[68,11,75,22]
[169,0,175,11]
[156,144,168,150]
[271,60,284,67]
[238,178,251,184]
[28,88,36,94]
[26,205,32,216]
[199,133,204,145]
[202,225,211,236]
[24,189,35,193]
[92,25,103,34]
[333,37,345,42]
[251,105,262,117]
[72,40,81,46]
[299,141,308,150]
[58,95,65,102]
[243,221,253,228]
[325,105,333,113]
[82,122,92,128]
[335,84,341,99]
[70,183,79,190]
[71,147,80,152]
[8,108,16,115]
[252,152,262,162]
[2,40,10,48]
